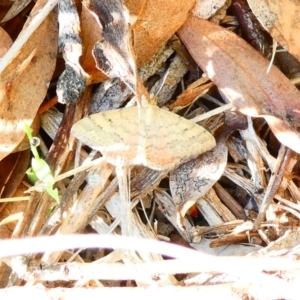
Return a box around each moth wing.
[144,106,216,170]
[71,107,140,166]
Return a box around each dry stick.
[105,199,139,235]
[11,192,45,238]
[190,103,234,123]
[277,204,300,220]
[41,162,114,263]
[214,182,247,220]
[0,197,29,202]
[254,146,292,228]
[224,168,264,205]
[54,157,104,183]
[275,194,300,212]
[41,175,118,238]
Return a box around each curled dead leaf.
[170,112,247,228]
[80,3,107,84]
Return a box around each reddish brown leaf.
[178,17,300,153]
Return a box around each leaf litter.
[1,0,300,298]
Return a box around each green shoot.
[24,124,60,203]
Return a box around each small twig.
[224,168,264,205]
[277,204,300,220]
[266,39,277,73]
[255,146,292,228]
[38,96,58,114]
[275,194,300,212]
[104,199,139,234]
[190,103,234,123]
[0,197,29,203]
[54,157,104,183]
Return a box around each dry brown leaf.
[127,0,196,66]
[81,0,196,80]
[0,0,57,161]
[0,26,12,56]
[168,77,214,111]
[178,17,300,153]
[0,150,30,199]
[248,0,300,63]
[123,0,146,18]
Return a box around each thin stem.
[115,166,132,236]
[190,103,234,123]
